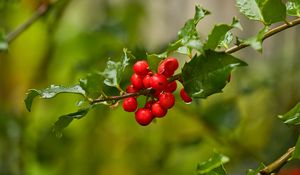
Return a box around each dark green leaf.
[182,51,247,98]
[243,27,268,52]
[292,135,300,159]
[25,85,86,112]
[204,17,242,50]
[204,25,233,50]
[236,0,286,25]
[196,152,229,174]
[260,0,286,25]
[52,107,90,137]
[80,72,104,98]
[286,0,300,17]
[278,102,300,125]
[247,163,266,175]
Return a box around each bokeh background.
[1,0,300,174]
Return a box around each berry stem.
[91,88,154,104]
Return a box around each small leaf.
[278,102,300,125]
[218,32,234,49]
[247,163,266,175]
[196,152,230,174]
[292,135,300,159]
[52,107,90,137]
[101,48,135,89]
[243,27,268,52]
[80,72,104,98]
[182,50,247,98]
[25,85,86,112]
[286,0,300,17]
[236,0,286,25]
[236,0,262,21]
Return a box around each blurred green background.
[1,0,300,174]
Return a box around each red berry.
[126,84,138,93]
[180,88,192,103]
[159,92,175,109]
[122,97,138,112]
[150,73,168,91]
[165,81,177,93]
[158,64,174,78]
[144,100,154,109]
[153,89,162,98]
[133,60,149,76]
[131,73,144,90]
[164,57,179,72]
[151,102,167,117]
[135,108,153,126]
[142,74,152,88]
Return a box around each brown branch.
[91,88,154,104]
[257,147,295,175]
[5,3,49,43]
[226,18,300,54]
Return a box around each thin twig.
[5,3,49,43]
[91,88,154,104]
[226,18,300,54]
[257,147,295,175]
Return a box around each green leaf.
[247,163,265,175]
[196,152,230,175]
[243,27,268,52]
[182,50,247,98]
[236,0,286,25]
[52,107,90,137]
[25,85,86,112]
[147,52,166,71]
[80,72,104,98]
[101,48,135,89]
[218,32,234,49]
[204,17,242,50]
[292,135,300,159]
[278,102,300,125]
[286,0,300,17]
[236,0,263,21]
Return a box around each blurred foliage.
[0,0,300,175]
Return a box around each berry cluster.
[122,58,192,126]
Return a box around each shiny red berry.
[159,92,175,109]
[131,73,144,90]
[165,81,177,93]
[142,74,152,88]
[133,60,149,76]
[163,57,179,72]
[151,102,167,117]
[150,73,168,91]
[122,97,138,112]
[144,100,154,109]
[126,84,138,93]
[180,88,192,103]
[158,64,174,78]
[135,108,153,126]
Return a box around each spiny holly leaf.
[182,50,247,98]
[196,152,229,175]
[243,27,268,52]
[147,5,209,68]
[80,72,104,98]
[247,163,266,175]
[25,85,86,112]
[204,17,242,51]
[292,135,300,159]
[52,107,90,137]
[286,0,300,17]
[101,48,135,89]
[278,102,300,125]
[236,0,286,25]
